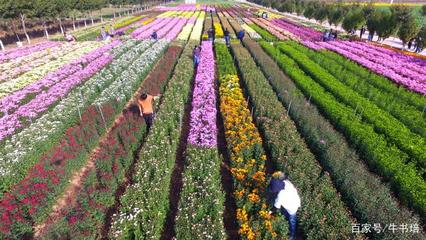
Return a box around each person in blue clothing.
[192,45,201,67]
[237,29,245,42]
[151,31,158,40]
[224,28,230,46]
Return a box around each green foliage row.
[286,42,426,139]
[110,40,197,239]
[242,37,423,239]
[277,42,426,171]
[229,41,359,239]
[260,40,426,219]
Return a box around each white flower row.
[0,42,102,98]
[189,13,205,41]
[0,39,152,193]
[241,23,262,39]
[95,39,169,104]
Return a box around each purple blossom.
[0,40,121,141]
[188,41,217,148]
[0,41,61,63]
[272,18,323,41]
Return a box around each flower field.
[0,2,425,240]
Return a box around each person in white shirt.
[268,171,301,240]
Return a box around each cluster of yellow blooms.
[214,23,224,38]
[219,74,280,239]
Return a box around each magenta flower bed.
[272,19,322,41]
[164,18,189,40]
[156,4,206,11]
[300,40,325,50]
[133,17,174,40]
[348,41,426,76]
[0,40,121,141]
[188,41,217,148]
[0,41,61,63]
[318,40,426,95]
[131,18,168,38]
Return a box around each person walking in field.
[237,29,245,42]
[151,31,158,40]
[224,28,230,47]
[138,92,160,133]
[267,171,301,240]
[192,45,201,67]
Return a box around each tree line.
[250,0,426,47]
[0,0,164,44]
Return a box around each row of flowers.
[288,41,426,139]
[235,39,359,239]
[0,40,152,196]
[109,40,197,239]
[244,37,424,240]
[0,39,169,238]
[188,40,217,147]
[215,42,286,239]
[37,43,183,239]
[0,40,121,142]
[344,41,426,79]
[317,41,426,95]
[174,40,225,239]
[248,18,288,40]
[261,40,426,222]
[257,18,299,40]
[241,23,261,39]
[189,12,205,41]
[272,18,322,41]
[0,41,61,63]
[278,42,426,173]
[0,43,77,83]
[0,42,102,99]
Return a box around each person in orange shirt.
[138,92,160,133]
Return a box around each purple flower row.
[0,40,121,141]
[188,40,217,148]
[323,41,426,85]
[345,41,426,76]
[155,4,208,11]
[131,18,166,38]
[272,18,322,41]
[317,41,426,95]
[0,41,61,63]
[133,17,173,39]
[164,18,189,40]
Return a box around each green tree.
[313,4,329,23]
[328,7,345,27]
[422,5,426,16]
[342,8,365,34]
[376,11,398,40]
[398,14,420,47]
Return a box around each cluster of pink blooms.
[249,17,288,40]
[272,19,322,41]
[0,40,121,141]
[132,16,189,41]
[0,41,61,63]
[188,41,217,148]
[317,40,426,95]
[156,4,203,11]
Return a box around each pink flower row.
[164,18,189,40]
[188,40,217,148]
[346,41,426,76]
[272,19,322,41]
[317,41,426,95]
[0,41,61,63]
[132,17,172,39]
[249,18,287,40]
[0,40,121,141]
[324,41,426,85]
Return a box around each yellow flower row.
[214,23,224,38]
[219,74,280,239]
